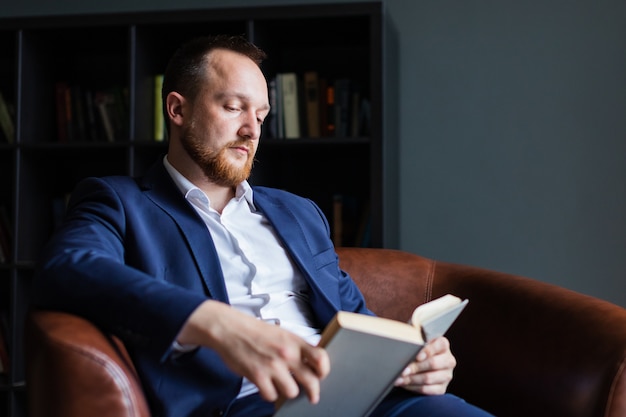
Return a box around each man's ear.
[166,92,186,127]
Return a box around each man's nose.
[239,111,261,139]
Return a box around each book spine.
[325,83,335,136]
[276,74,284,139]
[95,92,115,142]
[281,72,301,139]
[84,89,100,141]
[266,77,278,139]
[71,85,87,141]
[334,78,352,137]
[154,74,165,142]
[304,71,320,138]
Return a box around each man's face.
[180,49,270,187]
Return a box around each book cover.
[273,294,468,417]
[281,72,301,139]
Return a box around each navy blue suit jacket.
[35,158,372,417]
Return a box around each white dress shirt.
[163,156,321,397]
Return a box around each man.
[34,35,493,417]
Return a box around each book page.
[410,295,468,342]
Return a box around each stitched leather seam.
[604,352,626,417]
[424,259,435,304]
[47,338,140,417]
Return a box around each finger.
[291,346,330,404]
[397,369,453,395]
[255,373,281,402]
[302,345,331,378]
[417,337,450,361]
[268,371,301,403]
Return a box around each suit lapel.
[253,190,342,314]
[139,160,230,303]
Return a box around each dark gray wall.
[391,1,626,308]
[3,0,625,307]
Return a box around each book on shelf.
[280,72,301,139]
[303,71,321,138]
[349,81,362,137]
[93,88,128,143]
[83,89,101,142]
[55,81,130,142]
[274,294,469,417]
[333,78,352,137]
[154,74,166,142]
[322,81,335,137]
[332,194,363,247]
[0,91,15,144]
[94,91,115,142]
[318,77,329,137]
[265,77,279,139]
[70,84,87,141]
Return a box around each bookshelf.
[0,3,384,416]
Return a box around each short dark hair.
[161,34,267,134]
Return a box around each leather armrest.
[430,261,626,417]
[25,310,151,417]
[337,247,626,417]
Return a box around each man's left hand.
[393,336,456,395]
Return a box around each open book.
[273,294,469,417]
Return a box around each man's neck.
[165,153,236,214]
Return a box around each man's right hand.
[176,300,330,404]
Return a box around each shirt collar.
[162,155,256,210]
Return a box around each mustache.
[226,138,255,149]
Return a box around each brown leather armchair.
[25,247,626,417]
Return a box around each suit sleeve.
[33,177,208,360]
